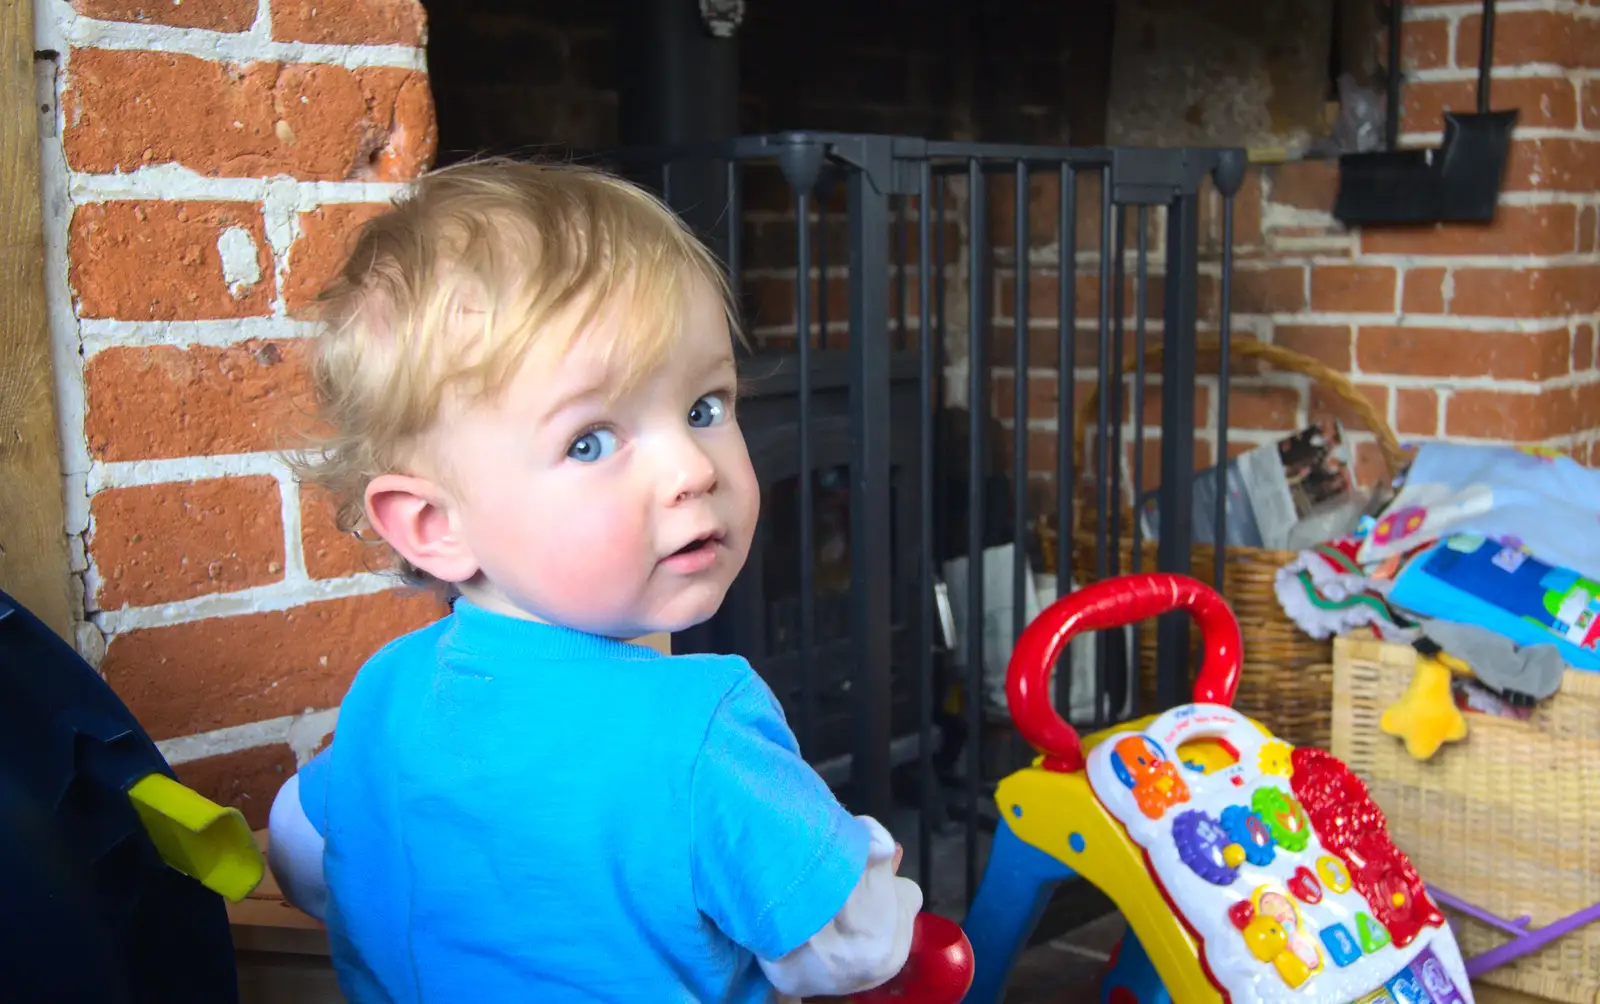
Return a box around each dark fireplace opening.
[761,463,854,656]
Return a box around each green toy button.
[1250,786,1311,853]
[1357,911,1391,953]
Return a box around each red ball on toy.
[852,913,975,1003]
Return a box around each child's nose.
[664,438,718,503]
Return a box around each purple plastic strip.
[1427,887,1533,937]
[1462,901,1600,979]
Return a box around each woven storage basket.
[1043,338,1405,748]
[1331,636,1600,1004]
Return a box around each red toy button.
[1288,866,1322,905]
[1228,899,1255,930]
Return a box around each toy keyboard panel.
[1085,704,1473,1004]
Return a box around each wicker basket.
[1046,338,1406,748]
[1331,636,1600,1004]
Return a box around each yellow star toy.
[1379,654,1468,761]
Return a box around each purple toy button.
[1173,809,1239,886]
[1407,947,1467,1004]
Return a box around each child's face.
[425,279,759,638]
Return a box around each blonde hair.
[287,156,738,586]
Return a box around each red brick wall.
[987,1,1600,519]
[39,0,442,828]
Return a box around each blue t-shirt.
[296,599,869,1003]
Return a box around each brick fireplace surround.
[32,0,1600,825]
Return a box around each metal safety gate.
[606,132,1249,913]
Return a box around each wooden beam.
[0,0,71,640]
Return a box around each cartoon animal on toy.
[955,572,1475,1004]
[1108,735,1190,819]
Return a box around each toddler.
[265,158,923,1002]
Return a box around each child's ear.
[364,474,479,583]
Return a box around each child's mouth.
[662,533,723,572]
[671,535,714,557]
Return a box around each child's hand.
[891,843,903,874]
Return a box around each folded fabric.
[1274,537,1420,642]
[1419,618,1569,702]
[1355,442,1600,582]
[1388,535,1600,672]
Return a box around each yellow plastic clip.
[127,772,265,903]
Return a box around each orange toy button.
[1109,735,1191,819]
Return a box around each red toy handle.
[1005,572,1243,774]
[852,913,975,1004]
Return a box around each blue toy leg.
[961,819,1078,1004]
[1100,926,1170,1004]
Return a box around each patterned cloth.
[1274,534,1422,642]
[1354,443,1600,582]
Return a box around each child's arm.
[690,672,922,997]
[265,749,331,922]
[756,815,922,997]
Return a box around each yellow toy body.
[994,716,1226,1004]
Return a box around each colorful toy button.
[1316,854,1353,894]
[1220,804,1276,866]
[1357,912,1393,953]
[1319,923,1362,968]
[1228,899,1255,931]
[1276,952,1315,989]
[1257,739,1294,778]
[1251,786,1311,853]
[1242,915,1287,963]
[1386,967,1427,1004]
[1109,735,1191,819]
[1246,886,1325,990]
[1173,809,1239,886]
[1287,866,1322,905]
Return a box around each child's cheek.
[548,494,651,590]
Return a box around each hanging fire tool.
[1333,0,1516,225]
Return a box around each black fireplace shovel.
[1334,0,1517,225]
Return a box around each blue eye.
[567,428,618,463]
[688,394,728,429]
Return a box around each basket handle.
[1006,572,1243,774]
[1067,338,1407,534]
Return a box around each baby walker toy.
[951,571,1476,1004]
